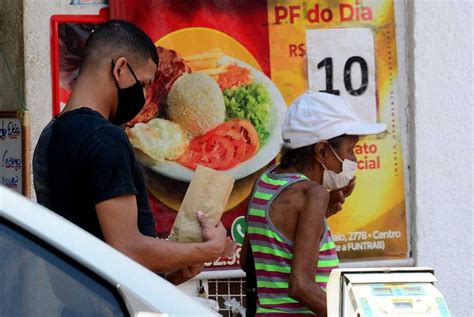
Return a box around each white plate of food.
[128,48,287,182]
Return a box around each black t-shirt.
[33,107,156,240]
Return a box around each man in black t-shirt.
[33,20,230,285]
[35,109,156,239]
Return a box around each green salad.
[223,82,271,145]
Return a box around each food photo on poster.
[126,46,286,182]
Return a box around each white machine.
[327,267,451,317]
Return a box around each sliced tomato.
[178,134,235,170]
[212,119,260,161]
[177,119,260,171]
[223,135,246,167]
[242,143,258,161]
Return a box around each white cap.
[282,91,387,149]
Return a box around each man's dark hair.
[81,20,158,70]
[279,135,345,169]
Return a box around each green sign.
[231,216,247,245]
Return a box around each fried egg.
[127,118,189,162]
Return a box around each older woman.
[241,91,386,316]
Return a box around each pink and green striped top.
[247,167,339,316]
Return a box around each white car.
[0,186,219,317]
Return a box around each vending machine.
[327,267,451,317]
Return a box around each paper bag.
[169,165,235,243]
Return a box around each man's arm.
[288,184,330,316]
[96,194,227,273]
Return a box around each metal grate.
[207,278,246,317]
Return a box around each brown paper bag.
[169,165,235,243]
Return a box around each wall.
[408,0,473,315]
[0,0,24,111]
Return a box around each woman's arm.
[288,184,330,316]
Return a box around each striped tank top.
[247,167,339,316]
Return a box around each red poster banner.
[110,1,277,271]
[108,0,409,273]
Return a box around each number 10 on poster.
[306,28,377,123]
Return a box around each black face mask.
[110,61,145,126]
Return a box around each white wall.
[408,1,473,315]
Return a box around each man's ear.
[314,141,330,163]
[112,57,128,82]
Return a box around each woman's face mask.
[321,145,357,190]
[110,62,145,126]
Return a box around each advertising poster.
[44,0,410,272]
[110,1,277,272]
[266,0,408,261]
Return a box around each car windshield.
[0,220,128,316]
